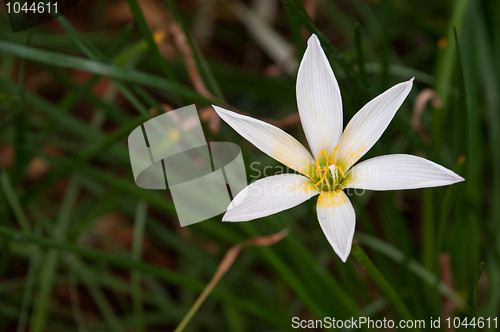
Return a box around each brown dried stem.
[174,229,290,332]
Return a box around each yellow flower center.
[314,144,345,191]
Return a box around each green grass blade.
[357,233,466,310]
[131,201,147,332]
[16,230,41,332]
[432,0,470,147]
[126,0,176,81]
[281,0,367,93]
[30,182,79,332]
[352,243,415,322]
[0,170,31,232]
[0,40,211,104]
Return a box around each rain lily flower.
[213,34,464,262]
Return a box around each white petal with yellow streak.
[223,174,319,222]
[343,154,464,191]
[213,105,315,177]
[316,190,355,262]
[335,78,414,172]
[296,34,343,157]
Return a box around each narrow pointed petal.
[335,78,414,171]
[213,106,315,177]
[296,34,343,157]
[223,174,320,222]
[316,190,355,262]
[342,154,464,191]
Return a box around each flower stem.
[352,241,414,321]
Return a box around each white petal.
[223,174,320,222]
[342,154,464,191]
[335,78,414,171]
[316,190,355,262]
[213,105,315,177]
[296,34,343,157]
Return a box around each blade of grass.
[16,228,42,332]
[354,23,369,89]
[37,64,130,124]
[131,200,147,332]
[174,229,289,332]
[352,243,415,323]
[436,156,466,253]
[241,228,335,318]
[0,170,31,231]
[0,225,200,288]
[195,212,363,320]
[12,30,33,185]
[0,225,285,326]
[357,233,466,310]
[67,256,124,331]
[30,182,79,332]
[223,305,244,332]
[432,0,470,147]
[68,268,89,332]
[472,262,484,317]
[378,0,391,90]
[8,239,182,317]
[125,0,176,80]
[0,40,211,104]
[364,63,435,85]
[283,0,305,55]
[452,26,480,291]
[475,1,500,316]
[57,16,151,117]
[282,0,367,93]
[262,217,362,317]
[31,86,111,331]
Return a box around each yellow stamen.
[315,151,331,187]
[315,167,329,186]
[314,145,345,188]
[330,144,340,164]
[315,150,330,169]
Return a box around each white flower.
[213,34,464,262]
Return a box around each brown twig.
[411,88,442,144]
[159,16,301,133]
[304,0,317,21]
[439,253,456,332]
[174,228,290,332]
[169,23,214,100]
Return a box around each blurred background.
[0,0,499,331]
